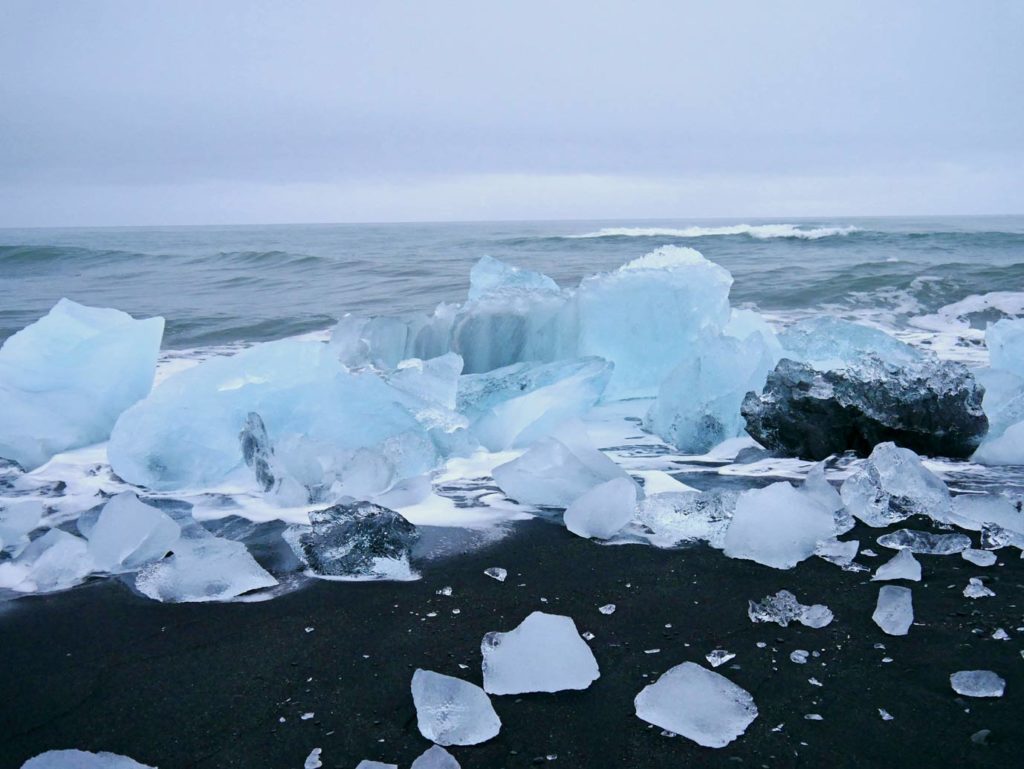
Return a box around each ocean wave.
[569,224,860,240]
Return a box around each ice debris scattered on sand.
[790,650,809,664]
[411,669,501,746]
[876,528,970,555]
[634,662,758,748]
[840,443,952,528]
[706,649,736,668]
[21,750,155,769]
[748,590,833,628]
[872,586,914,636]
[563,476,639,540]
[482,611,599,694]
[872,549,922,582]
[950,670,1005,698]
[636,489,737,549]
[963,577,995,599]
[0,528,94,594]
[599,603,616,615]
[410,745,460,769]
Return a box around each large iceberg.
[0,299,164,470]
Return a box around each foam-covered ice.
[563,477,638,540]
[86,492,180,573]
[872,585,914,636]
[0,299,164,470]
[481,611,599,694]
[634,662,758,748]
[840,443,952,527]
[20,750,156,769]
[872,549,921,582]
[411,669,501,746]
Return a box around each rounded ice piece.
[634,662,758,748]
[950,670,1005,698]
[21,750,155,768]
[411,669,501,746]
[482,611,599,695]
[410,745,460,769]
[563,477,638,540]
[961,549,997,567]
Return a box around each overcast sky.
[1,1,1022,226]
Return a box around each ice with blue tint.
[645,321,779,452]
[563,477,638,540]
[971,320,1024,464]
[975,368,1024,439]
[973,420,1024,466]
[411,669,501,746]
[948,493,1024,534]
[986,319,1024,378]
[575,247,733,399]
[0,528,95,594]
[108,340,437,496]
[86,492,180,573]
[492,421,635,508]
[458,357,612,451]
[0,499,43,555]
[873,585,914,636]
[779,316,923,371]
[0,299,164,471]
[410,745,460,769]
[467,254,561,300]
[840,443,952,527]
[21,750,155,769]
[386,353,463,412]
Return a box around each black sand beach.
[2,517,1021,769]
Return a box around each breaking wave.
[570,224,860,240]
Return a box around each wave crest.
[570,224,860,240]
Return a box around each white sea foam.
[570,224,859,240]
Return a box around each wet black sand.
[1,518,1021,769]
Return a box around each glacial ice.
[20,750,155,769]
[779,317,924,372]
[722,480,839,569]
[876,528,970,555]
[748,590,833,628]
[86,492,180,573]
[815,538,861,569]
[410,745,460,769]
[386,352,464,413]
[563,477,638,540]
[872,586,914,636]
[0,299,164,471]
[872,549,921,582]
[706,649,736,668]
[986,318,1024,378]
[950,670,1005,698]
[481,611,599,694]
[492,422,633,508]
[980,522,1024,550]
[0,529,94,593]
[840,443,952,527]
[0,499,43,554]
[973,420,1024,465]
[961,548,997,567]
[134,532,277,602]
[963,577,995,598]
[411,669,501,746]
[634,662,758,748]
[484,567,507,582]
[636,490,737,549]
[948,493,1024,534]
[354,762,397,769]
[304,748,323,769]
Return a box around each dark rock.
[741,356,987,460]
[291,500,419,577]
[239,412,276,492]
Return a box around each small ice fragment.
[484,567,507,582]
[804,714,823,721]
[355,762,397,769]
[599,603,616,615]
[410,745,461,769]
[304,748,323,769]
[882,657,894,663]
[482,611,599,694]
[862,549,878,557]
[876,528,970,555]
[872,586,914,636]
[301,712,314,720]
[755,642,767,649]
[634,662,758,748]
[411,669,501,746]
[962,549,997,567]
[872,549,922,582]
[21,751,155,768]
[645,648,661,654]
[879,709,894,721]
[437,586,453,596]
[808,677,823,687]
[790,650,809,664]
[950,670,1005,698]
[993,628,1010,640]
[305,626,314,633]
[748,590,833,628]
[582,631,595,640]
[963,578,995,598]
[706,649,736,668]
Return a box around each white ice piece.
[876,528,970,555]
[872,586,914,636]
[20,750,156,768]
[840,443,952,527]
[950,670,1005,698]
[0,528,95,594]
[963,577,995,599]
[484,567,507,582]
[872,549,922,582]
[410,745,460,769]
[0,499,43,554]
[748,590,833,628]
[961,549,997,567]
[303,748,323,769]
[411,669,501,746]
[86,492,180,573]
[563,477,638,540]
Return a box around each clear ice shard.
[779,317,925,372]
[872,585,914,636]
[0,299,164,471]
[411,669,501,746]
[722,480,839,569]
[872,549,921,582]
[134,533,277,602]
[492,421,634,508]
[706,649,736,668]
[634,662,758,748]
[840,443,952,528]
[961,549,997,567]
[636,490,737,549]
[963,577,995,598]
[86,492,180,573]
[410,745,460,769]
[20,750,156,768]
[303,748,322,769]
[481,611,600,694]
[563,477,638,540]
[0,528,95,594]
[876,528,970,555]
[484,567,507,582]
[747,590,833,628]
[950,670,1005,698]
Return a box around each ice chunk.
[304,748,322,769]
[723,481,839,569]
[492,422,633,508]
[468,254,560,300]
[840,444,952,528]
[950,670,1005,698]
[963,577,995,598]
[644,325,779,453]
[634,662,758,748]
[973,419,1024,465]
[86,492,180,573]
[484,567,507,582]
[872,549,921,582]
[576,247,733,399]
[21,750,155,768]
[109,340,437,497]
[748,590,833,628]
[0,529,95,594]
[961,548,997,567]
[599,603,616,615]
[286,501,419,580]
[354,762,396,769]
[949,493,1024,534]
[779,317,924,372]
[387,353,463,411]
[563,477,638,540]
[986,318,1024,378]
[975,367,1024,443]
[0,499,43,554]
[411,669,501,746]
[876,528,970,555]
[706,649,736,668]
[636,490,737,549]
[410,745,460,769]
[457,358,611,451]
[980,522,1024,550]
[790,650,809,664]
[0,299,164,470]
[134,533,277,602]
[815,538,861,569]
[330,313,417,370]
[481,611,600,694]
[872,586,914,636]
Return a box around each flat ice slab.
[950,670,1006,698]
[872,585,914,636]
[634,662,758,748]
[411,669,501,746]
[482,611,599,694]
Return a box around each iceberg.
[872,585,914,636]
[411,669,501,746]
[840,443,952,528]
[872,549,921,582]
[0,299,164,470]
[85,492,180,573]
[410,746,460,769]
[950,670,1005,698]
[634,662,757,748]
[563,477,638,540]
[0,528,95,594]
[21,750,155,769]
[481,611,599,694]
